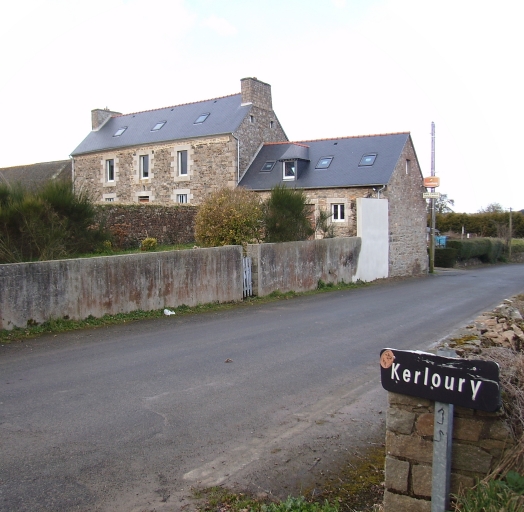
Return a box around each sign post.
[380,348,501,511]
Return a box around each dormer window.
[316,157,333,169]
[261,161,275,172]
[194,113,210,124]
[113,127,127,137]
[283,160,296,180]
[151,121,166,131]
[359,153,377,166]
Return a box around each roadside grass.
[191,445,385,512]
[0,280,368,344]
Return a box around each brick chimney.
[91,108,122,131]
[240,77,272,110]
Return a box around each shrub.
[140,237,157,251]
[0,181,110,263]
[264,184,314,243]
[434,247,458,268]
[194,187,264,247]
[447,238,505,263]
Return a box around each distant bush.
[434,248,458,268]
[140,237,157,251]
[0,181,110,263]
[447,238,504,263]
[194,187,264,247]
[264,184,314,243]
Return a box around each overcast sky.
[1,0,521,213]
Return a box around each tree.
[478,202,504,213]
[264,184,314,243]
[194,187,264,247]
[428,193,455,214]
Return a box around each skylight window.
[260,161,275,172]
[194,113,210,124]
[113,127,127,137]
[316,157,333,169]
[151,121,166,131]
[359,153,377,166]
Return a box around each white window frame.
[176,193,188,204]
[283,160,296,180]
[139,154,149,179]
[331,203,345,222]
[105,159,115,182]
[178,150,188,176]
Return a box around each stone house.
[71,77,288,205]
[238,133,428,276]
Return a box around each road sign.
[424,176,440,188]
[423,192,441,199]
[380,349,501,412]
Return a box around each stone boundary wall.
[246,237,362,297]
[95,204,198,249]
[0,246,242,330]
[384,392,513,512]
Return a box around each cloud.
[201,15,237,36]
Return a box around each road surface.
[1,264,523,511]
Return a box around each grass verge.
[0,280,368,344]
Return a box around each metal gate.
[242,257,252,297]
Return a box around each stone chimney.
[91,108,122,131]
[240,77,272,110]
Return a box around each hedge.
[434,248,458,268]
[446,238,504,263]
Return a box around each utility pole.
[429,122,436,273]
[509,207,513,261]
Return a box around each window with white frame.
[331,203,345,222]
[105,159,115,182]
[138,195,150,203]
[283,160,296,180]
[176,193,188,204]
[178,150,188,176]
[139,154,149,179]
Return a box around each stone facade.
[73,78,287,206]
[383,138,428,277]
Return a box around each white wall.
[355,198,389,282]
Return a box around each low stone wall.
[384,393,513,512]
[0,246,242,330]
[95,204,197,249]
[246,237,362,297]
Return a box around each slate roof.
[0,160,72,190]
[71,94,253,156]
[239,133,411,190]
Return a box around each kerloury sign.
[380,349,501,412]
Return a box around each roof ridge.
[264,141,310,148]
[294,132,410,143]
[112,93,241,118]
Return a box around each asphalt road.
[1,264,524,511]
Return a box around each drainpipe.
[377,185,386,198]
[232,133,240,185]
[71,156,75,193]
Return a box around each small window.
[194,113,210,124]
[260,161,275,172]
[283,161,296,180]
[151,121,166,131]
[332,203,345,222]
[316,157,333,169]
[138,195,150,203]
[113,127,127,137]
[106,159,115,182]
[359,153,377,166]
[177,194,188,204]
[270,120,274,129]
[250,115,255,123]
[105,197,115,202]
[140,154,149,179]
[178,150,188,176]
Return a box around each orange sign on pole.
[424,176,440,188]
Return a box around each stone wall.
[95,204,197,249]
[384,136,428,277]
[384,392,513,512]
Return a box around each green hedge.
[434,248,458,268]
[446,238,504,263]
